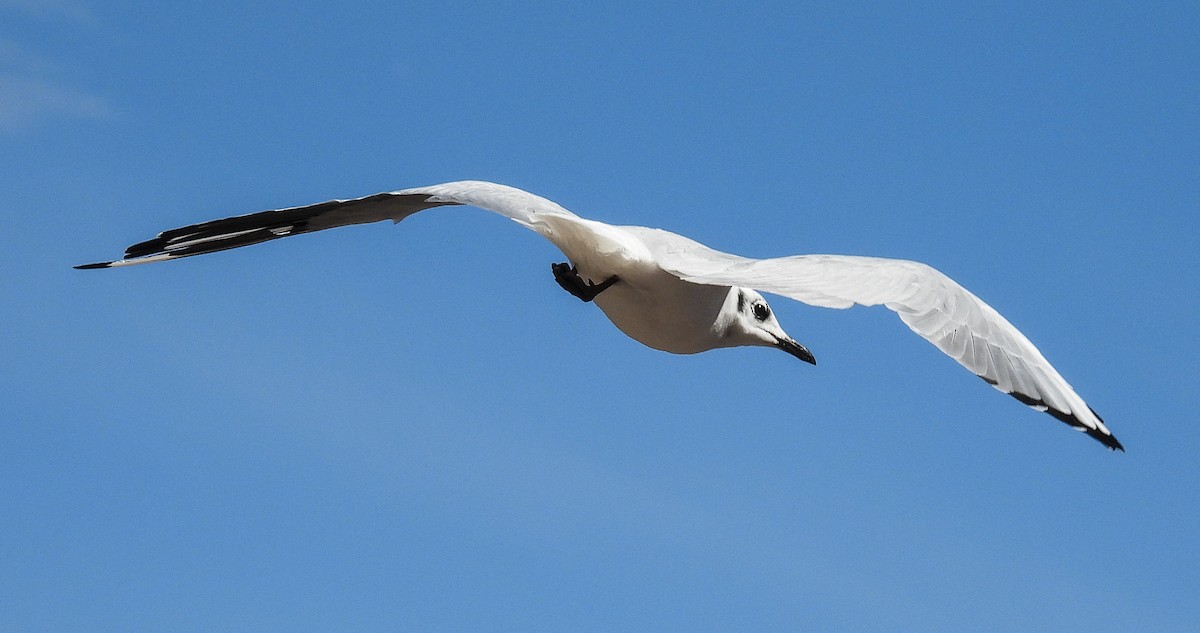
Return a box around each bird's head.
[721,288,816,364]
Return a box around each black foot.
[551,262,619,303]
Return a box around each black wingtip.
[1086,406,1124,452]
[1008,391,1124,452]
[1087,427,1125,452]
[74,262,113,269]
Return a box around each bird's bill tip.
[776,337,816,365]
[74,261,113,269]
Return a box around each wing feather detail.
[74,181,579,269]
[628,227,1122,450]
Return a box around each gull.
[77,180,1123,450]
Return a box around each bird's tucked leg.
[551,262,619,303]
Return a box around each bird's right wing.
[628,227,1122,450]
[75,181,582,268]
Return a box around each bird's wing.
[76,181,581,268]
[628,227,1122,450]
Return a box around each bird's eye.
[752,302,770,321]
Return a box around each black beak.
[775,336,816,365]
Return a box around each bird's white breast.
[591,269,734,355]
[535,217,736,355]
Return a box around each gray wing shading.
[629,227,1122,450]
[75,181,579,268]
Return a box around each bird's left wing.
[627,227,1122,450]
[75,181,580,268]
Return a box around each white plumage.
[78,180,1122,450]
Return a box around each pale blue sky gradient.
[3,2,1198,631]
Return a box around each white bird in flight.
[77,180,1122,450]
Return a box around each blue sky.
[2,1,1197,630]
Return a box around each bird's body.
[78,180,1123,450]
[411,183,791,357]
[593,267,735,355]
[541,217,734,354]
